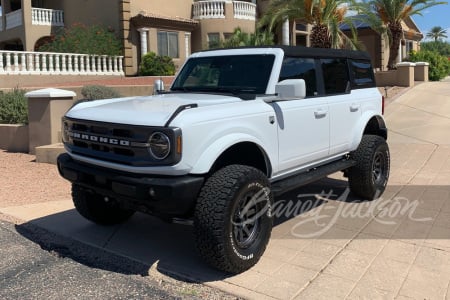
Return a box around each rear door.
[321,58,362,155]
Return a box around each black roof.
[202,45,371,61]
[277,46,371,60]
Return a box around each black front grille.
[63,118,178,166]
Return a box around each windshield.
[171,54,275,95]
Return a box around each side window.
[321,58,349,95]
[350,60,375,88]
[157,31,179,58]
[279,57,317,97]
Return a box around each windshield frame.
[170,54,277,98]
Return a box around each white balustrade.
[192,1,256,20]
[5,53,11,72]
[31,8,64,26]
[193,1,225,19]
[0,50,124,75]
[6,9,23,29]
[233,1,256,20]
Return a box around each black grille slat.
[113,129,133,138]
[63,118,178,166]
[66,120,147,162]
[91,126,109,135]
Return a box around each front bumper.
[57,153,204,216]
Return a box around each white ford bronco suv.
[57,46,389,274]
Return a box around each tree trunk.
[388,22,403,70]
[311,24,331,48]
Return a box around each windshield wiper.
[170,86,257,100]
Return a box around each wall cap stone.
[396,62,416,67]
[25,88,76,99]
[415,62,430,66]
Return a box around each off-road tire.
[194,165,273,274]
[348,135,390,200]
[72,184,135,225]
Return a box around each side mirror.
[153,79,165,95]
[275,79,306,99]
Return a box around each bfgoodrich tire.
[194,165,273,274]
[72,184,135,225]
[348,135,390,200]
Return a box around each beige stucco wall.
[130,0,192,19]
[0,0,121,50]
[0,124,29,152]
[57,0,121,32]
[191,2,256,52]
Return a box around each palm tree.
[222,27,274,48]
[426,26,448,41]
[259,0,359,49]
[354,0,447,69]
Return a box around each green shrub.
[37,23,122,56]
[139,52,176,76]
[0,88,28,124]
[421,41,450,57]
[408,50,450,81]
[81,85,122,100]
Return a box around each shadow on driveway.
[15,177,441,285]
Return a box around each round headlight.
[148,132,171,160]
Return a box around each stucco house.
[0,0,422,76]
[0,0,258,75]
[340,15,423,71]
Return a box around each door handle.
[314,109,328,118]
[350,103,360,112]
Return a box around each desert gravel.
[0,150,239,299]
[0,150,71,209]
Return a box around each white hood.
[66,93,242,126]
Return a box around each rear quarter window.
[350,60,375,88]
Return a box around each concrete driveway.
[2,80,450,299]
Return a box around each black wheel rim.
[372,151,386,185]
[232,191,261,249]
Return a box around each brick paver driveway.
[1,80,450,299]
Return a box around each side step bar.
[271,159,356,196]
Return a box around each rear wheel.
[348,135,390,199]
[72,184,135,225]
[194,165,273,274]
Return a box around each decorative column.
[414,62,429,82]
[185,32,191,58]
[397,40,402,63]
[282,18,290,46]
[396,62,415,87]
[25,88,76,154]
[138,28,150,57]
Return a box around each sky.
[411,4,450,41]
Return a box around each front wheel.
[72,184,135,225]
[348,135,390,200]
[194,165,273,274]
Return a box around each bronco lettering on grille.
[69,131,131,146]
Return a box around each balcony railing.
[0,50,124,75]
[193,1,226,19]
[192,1,256,20]
[6,9,22,29]
[31,8,64,26]
[1,8,64,30]
[233,1,256,20]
